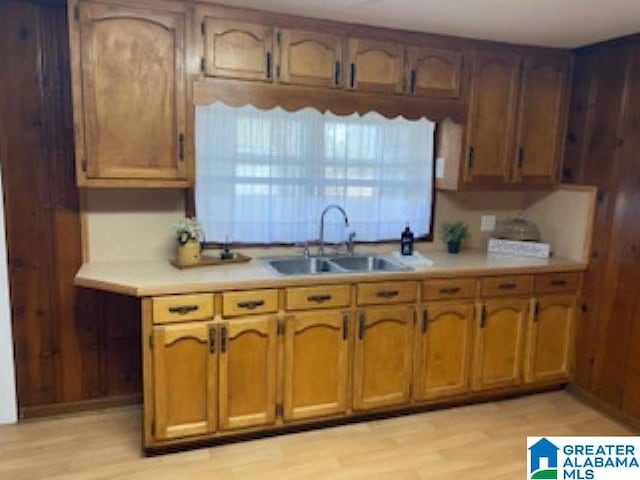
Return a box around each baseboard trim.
[567,384,640,433]
[20,393,141,420]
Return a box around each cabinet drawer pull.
[168,305,199,315]
[343,314,349,340]
[439,287,461,295]
[220,325,228,353]
[358,313,365,340]
[480,304,487,328]
[237,299,265,310]
[422,310,429,333]
[498,283,517,290]
[376,290,399,299]
[307,294,332,303]
[550,279,568,286]
[209,326,216,353]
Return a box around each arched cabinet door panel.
[406,45,463,98]
[347,38,405,94]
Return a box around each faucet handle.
[347,231,356,255]
[295,240,311,258]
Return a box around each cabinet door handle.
[467,146,475,169]
[178,133,185,161]
[498,283,517,290]
[209,325,216,353]
[220,325,228,353]
[534,300,541,322]
[518,146,525,168]
[307,294,332,303]
[410,69,417,94]
[376,290,399,299]
[439,287,461,295]
[480,304,487,328]
[168,304,198,315]
[237,299,265,310]
[358,313,365,340]
[334,61,341,86]
[422,309,429,333]
[343,314,349,341]
[550,279,567,286]
[349,63,356,88]
[266,52,272,79]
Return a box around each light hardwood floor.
[0,391,634,480]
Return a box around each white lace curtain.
[195,102,434,244]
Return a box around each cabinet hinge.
[81,157,87,173]
[276,65,281,78]
[276,31,281,45]
[74,5,79,21]
[201,21,205,36]
[277,321,286,336]
[275,403,283,417]
[151,421,155,436]
[149,335,154,350]
[200,57,205,72]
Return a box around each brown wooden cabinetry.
[353,306,414,410]
[203,18,275,82]
[218,316,278,430]
[472,297,528,391]
[283,311,350,421]
[278,29,343,88]
[71,1,188,186]
[152,321,216,440]
[347,38,405,94]
[406,45,463,98]
[414,301,474,401]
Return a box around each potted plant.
[174,217,204,266]
[441,221,469,254]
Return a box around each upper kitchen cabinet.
[513,53,571,185]
[203,18,275,82]
[70,1,189,187]
[464,50,521,186]
[278,29,344,88]
[406,45,463,98]
[347,38,405,94]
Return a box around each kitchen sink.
[263,254,411,276]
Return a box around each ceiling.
[216,0,640,48]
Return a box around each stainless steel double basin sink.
[263,254,411,276]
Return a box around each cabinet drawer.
[535,272,580,293]
[222,289,279,317]
[357,281,417,305]
[152,294,214,324]
[423,278,476,301]
[286,285,351,311]
[480,275,533,297]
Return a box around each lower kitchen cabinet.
[353,306,414,410]
[413,301,474,401]
[525,294,576,383]
[472,297,529,391]
[283,311,350,421]
[218,316,278,430]
[152,321,217,440]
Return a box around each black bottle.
[401,223,414,256]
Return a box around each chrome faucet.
[318,204,349,256]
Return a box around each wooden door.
[347,38,404,94]
[204,18,274,81]
[152,321,216,440]
[279,29,343,88]
[464,50,521,186]
[283,311,349,421]
[218,316,277,430]
[525,295,576,383]
[77,2,186,181]
[406,45,463,98]
[414,302,474,401]
[472,297,528,391]
[513,54,570,185]
[353,306,414,410]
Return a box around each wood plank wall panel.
[0,1,141,416]
[565,36,640,420]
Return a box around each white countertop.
[74,248,586,297]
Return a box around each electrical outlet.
[480,215,496,232]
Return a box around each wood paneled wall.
[564,34,640,421]
[0,0,140,416]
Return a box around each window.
[195,102,435,244]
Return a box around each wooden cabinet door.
[414,302,474,401]
[77,2,187,181]
[283,311,349,421]
[279,29,343,88]
[525,295,576,383]
[472,297,528,391]
[513,54,570,185]
[347,38,404,94]
[204,18,274,82]
[464,51,521,186]
[406,46,463,98]
[152,321,216,440]
[353,306,414,410]
[218,316,277,430]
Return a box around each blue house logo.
[529,438,559,479]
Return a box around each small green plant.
[174,217,204,245]
[441,221,470,244]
